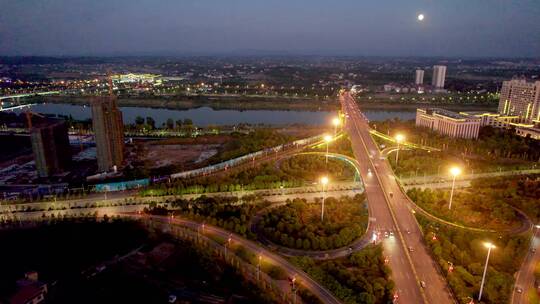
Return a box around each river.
[11,103,416,126]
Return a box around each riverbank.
[36,95,339,111]
[358,101,497,112]
[36,95,497,114]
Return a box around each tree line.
[258,195,368,251]
[416,214,528,304]
[290,245,394,304]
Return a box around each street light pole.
[320,176,329,222]
[395,142,400,165]
[395,134,404,167]
[291,276,297,304]
[332,117,340,137]
[257,254,262,281]
[324,134,332,164]
[225,234,232,258]
[449,167,461,210]
[530,225,540,251]
[479,243,495,301]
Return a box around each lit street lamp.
[291,275,297,304]
[478,242,495,301]
[395,134,404,167]
[530,224,540,251]
[332,117,340,136]
[225,234,232,257]
[324,134,332,164]
[448,167,461,210]
[257,254,262,281]
[320,176,329,222]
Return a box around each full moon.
[417,14,425,21]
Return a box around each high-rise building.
[92,97,124,172]
[30,119,71,177]
[497,79,540,123]
[415,69,424,85]
[432,65,447,89]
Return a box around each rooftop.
[419,108,474,120]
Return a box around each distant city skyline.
[1,0,539,57]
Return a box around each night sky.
[1,0,539,57]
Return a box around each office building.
[460,111,520,128]
[515,126,540,140]
[415,69,424,85]
[111,73,160,84]
[92,97,124,172]
[432,65,447,89]
[459,111,540,140]
[30,119,71,178]
[497,79,540,123]
[416,108,481,139]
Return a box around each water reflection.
[11,103,416,126]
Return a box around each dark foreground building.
[91,97,124,172]
[30,119,71,178]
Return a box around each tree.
[183,118,193,125]
[175,119,183,129]
[146,116,156,129]
[303,239,311,250]
[166,118,174,129]
[135,116,145,126]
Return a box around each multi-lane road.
[341,91,455,304]
[512,228,540,304]
[144,215,343,304]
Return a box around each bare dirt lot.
[126,136,231,176]
[146,144,220,168]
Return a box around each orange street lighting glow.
[320,176,329,185]
[324,134,332,142]
[395,134,404,142]
[484,242,495,249]
[450,167,461,176]
[332,117,340,126]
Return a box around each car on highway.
[516,287,523,293]
[408,246,414,252]
[384,231,389,238]
[389,192,394,198]
[389,231,394,237]
[420,281,426,288]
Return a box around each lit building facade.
[516,127,540,140]
[497,79,540,123]
[30,120,71,177]
[111,73,160,84]
[432,65,447,89]
[416,108,481,139]
[415,69,424,85]
[459,111,520,128]
[92,97,124,172]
